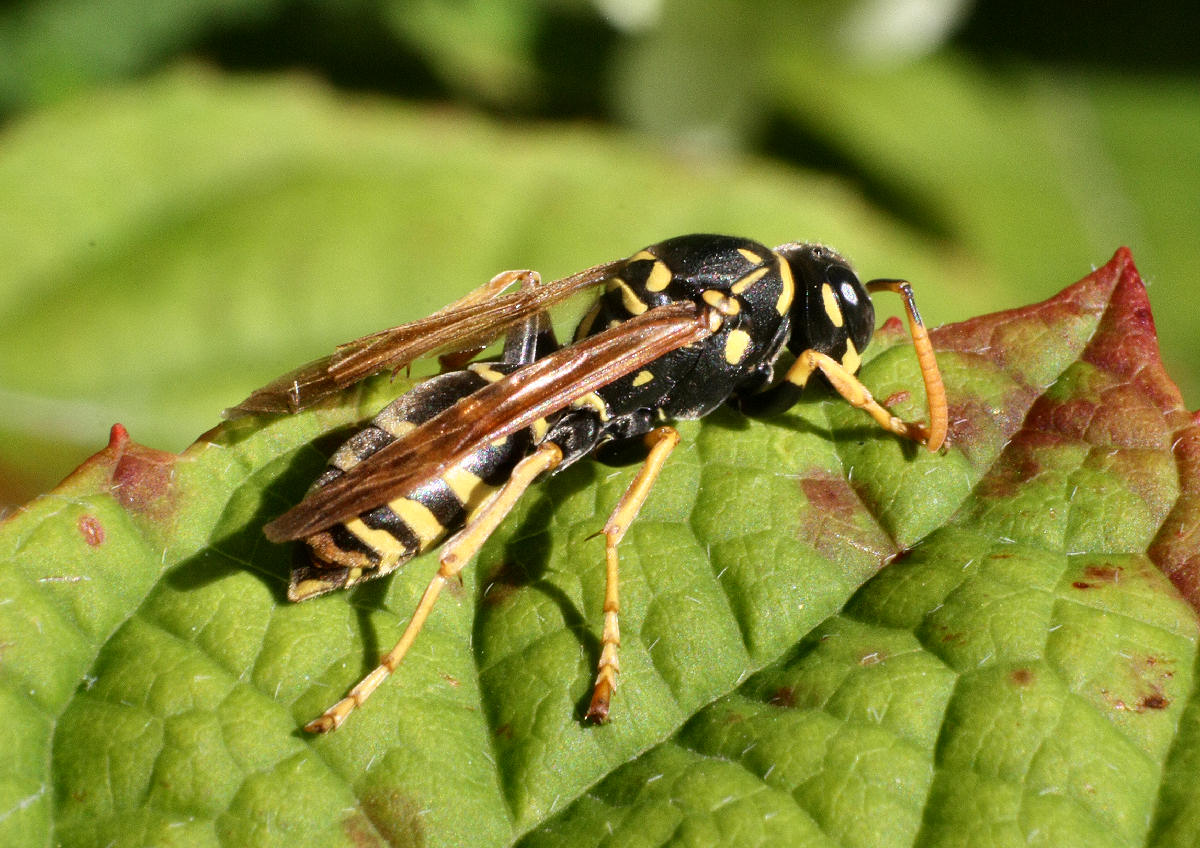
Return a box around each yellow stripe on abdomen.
[386,497,447,549]
[345,517,411,558]
[442,465,494,512]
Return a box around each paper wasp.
[228,233,948,732]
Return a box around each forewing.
[225,258,625,416]
[263,302,711,541]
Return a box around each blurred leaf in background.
[2,3,1200,847]
[0,0,1197,507]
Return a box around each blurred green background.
[1,0,1197,509]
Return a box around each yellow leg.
[865,279,947,451]
[586,426,680,723]
[305,441,563,733]
[783,349,930,445]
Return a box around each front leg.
[775,349,932,445]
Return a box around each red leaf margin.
[931,247,1200,609]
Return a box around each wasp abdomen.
[288,367,532,601]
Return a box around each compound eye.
[827,265,874,353]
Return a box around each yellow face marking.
[645,261,672,292]
[822,283,844,328]
[738,247,763,264]
[701,289,741,315]
[607,277,648,315]
[469,363,507,383]
[724,329,753,365]
[632,370,654,387]
[730,266,769,295]
[386,498,445,548]
[571,391,610,420]
[531,417,550,442]
[345,517,411,556]
[442,464,492,510]
[841,338,862,375]
[630,249,656,262]
[774,253,795,316]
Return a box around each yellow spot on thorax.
[645,261,672,292]
[632,370,654,387]
[731,266,768,295]
[724,329,752,364]
[607,277,648,315]
[738,248,763,263]
[702,289,740,315]
[571,391,610,420]
[574,301,602,341]
[774,253,795,316]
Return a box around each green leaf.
[3,218,1199,846]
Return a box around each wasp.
[228,234,948,732]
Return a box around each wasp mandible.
[228,233,948,732]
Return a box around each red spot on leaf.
[1084,565,1121,582]
[354,787,426,847]
[1072,581,1093,590]
[77,515,105,546]
[1010,668,1036,686]
[801,475,858,516]
[340,812,380,848]
[1139,692,1169,710]
[877,315,906,337]
[495,723,514,739]
[480,561,524,607]
[91,424,180,520]
[768,687,797,708]
[883,390,910,408]
[795,472,896,566]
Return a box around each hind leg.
[305,440,565,732]
[586,426,680,722]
